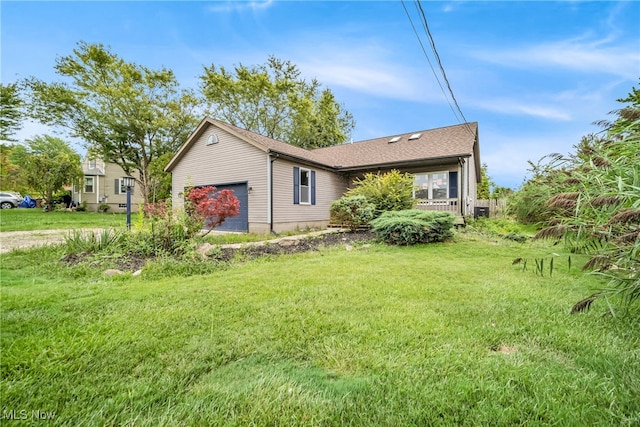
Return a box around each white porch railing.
[415,198,459,213]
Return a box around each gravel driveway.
[0,229,107,254]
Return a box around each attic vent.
[388,136,401,143]
[206,133,219,145]
[408,133,422,140]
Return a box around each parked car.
[0,192,22,209]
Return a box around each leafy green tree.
[0,83,23,141]
[24,41,199,205]
[148,152,174,202]
[10,135,82,211]
[0,144,32,194]
[477,163,494,199]
[491,186,513,199]
[200,55,355,149]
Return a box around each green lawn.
[0,208,127,232]
[1,233,639,425]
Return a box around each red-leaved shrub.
[186,186,240,235]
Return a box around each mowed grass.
[0,208,127,232]
[1,235,639,425]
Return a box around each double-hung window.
[293,167,316,205]
[84,177,94,193]
[114,179,133,195]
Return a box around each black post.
[126,185,132,230]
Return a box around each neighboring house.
[165,117,481,233]
[73,157,142,212]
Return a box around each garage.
[195,182,249,232]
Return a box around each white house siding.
[170,127,269,232]
[271,158,349,233]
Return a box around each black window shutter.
[293,167,300,204]
[114,179,120,195]
[311,170,316,205]
[449,171,458,199]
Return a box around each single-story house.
[72,157,143,212]
[165,117,481,233]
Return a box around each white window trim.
[299,168,311,205]
[413,171,449,200]
[84,176,95,193]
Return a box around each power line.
[402,0,475,137]
[415,0,470,125]
[400,0,461,123]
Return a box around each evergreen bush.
[370,210,455,245]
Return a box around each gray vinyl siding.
[170,127,269,226]
[75,160,142,212]
[465,157,477,216]
[272,158,349,225]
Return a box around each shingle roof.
[312,122,478,169]
[166,117,479,177]
[216,121,332,167]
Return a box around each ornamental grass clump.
[370,210,455,245]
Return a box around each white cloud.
[472,98,572,121]
[301,60,417,100]
[473,36,639,79]
[295,42,444,103]
[207,0,273,14]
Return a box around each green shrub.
[75,200,87,212]
[346,170,415,217]
[329,195,376,231]
[370,210,455,245]
[98,203,110,213]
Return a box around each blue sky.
[2,1,638,189]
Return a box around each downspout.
[269,153,279,235]
[457,157,465,217]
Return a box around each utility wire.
[402,0,476,138]
[415,0,470,125]
[400,0,461,123]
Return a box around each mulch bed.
[211,230,377,262]
[60,230,378,272]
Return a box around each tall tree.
[147,152,174,202]
[200,56,355,149]
[10,135,82,211]
[477,163,494,199]
[0,83,23,141]
[25,42,199,205]
[0,144,31,194]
